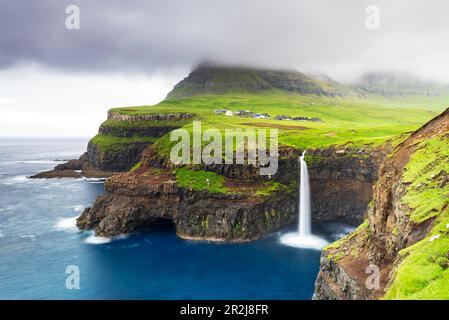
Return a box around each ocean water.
[0,138,353,300]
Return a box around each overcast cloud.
[1,0,449,80]
[1,0,449,136]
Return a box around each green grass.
[383,135,449,299]
[174,168,228,193]
[109,92,446,154]
[255,181,286,196]
[384,216,449,300]
[90,134,158,152]
[101,119,192,129]
[401,136,449,223]
[130,161,142,172]
[323,220,369,259]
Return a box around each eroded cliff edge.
[314,108,449,300]
[76,140,383,242]
[31,111,193,178]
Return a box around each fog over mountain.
[1,0,449,82]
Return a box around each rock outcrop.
[31,111,193,178]
[77,167,296,241]
[77,143,383,241]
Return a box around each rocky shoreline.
[29,152,122,179]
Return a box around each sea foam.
[54,216,78,231]
[84,233,128,245]
[71,205,86,212]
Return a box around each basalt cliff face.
[307,147,383,225]
[86,112,193,172]
[314,108,449,300]
[77,143,382,241]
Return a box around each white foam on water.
[11,175,28,182]
[1,175,42,186]
[20,234,36,241]
[54,216,78,231]
[84,233,128,245]
[280,233,329,250]
[82,177,105,182]
[20,160,62,164]
[84,235,111,244]
[0,204,23,211]
[71,205,86,212]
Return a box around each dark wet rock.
[77,170,296,241]
[30,170,82,179]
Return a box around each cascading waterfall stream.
[298,151,311,237]
[280,150,328,250]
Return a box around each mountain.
[355,71,443,96]
[166,64,357,99]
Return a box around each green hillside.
[166,65,358,99]
[107,92,445,152]
[93,66,449,163]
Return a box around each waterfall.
[298,151,311,236]
[280,150,328,250]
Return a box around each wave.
[20,234,36,241]
[0,175,36,185]
[20,160,63,164]
[84,235,111,244]
[54,216,78,231]
[84,233,128,245]
[10,175,29,182]
[0,204,23,212]
[71,205,86,212]
[82,177,105,182]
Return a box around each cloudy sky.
[1,0,449,136]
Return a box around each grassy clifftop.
[384,134,449,299]
[316,108,449,300]
[109,91,443,155]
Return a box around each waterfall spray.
[280,150,328,250]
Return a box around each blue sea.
[0,138,353,300]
